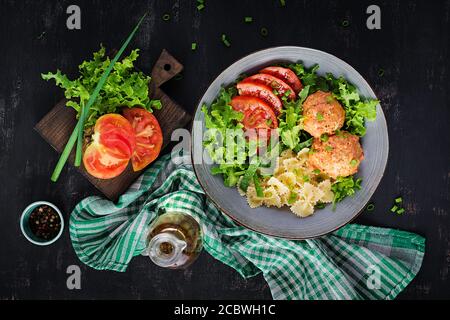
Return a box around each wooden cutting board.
[35,50,191,201]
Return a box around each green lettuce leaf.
[42,45,159,129]
[202,87,249,187]
[277,85,312,150]
[331,176,362,208]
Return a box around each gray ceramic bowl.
[192,46,389,239]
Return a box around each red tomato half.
[236,81,283,115]
[83,114,136,179]
[241,73,296,101]
[122,107,163,172]
[83,144,130,179]
[260,66,303,93]
[230,96,278,130]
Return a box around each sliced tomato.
[83,144,130,179]
[230,96,278,130]
[241,73,296,101]
[94,114,136,160]
[236,81,283,115]
[122,107,163,172]
[260,66,303,93]
[83,114,135,179]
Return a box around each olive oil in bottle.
[145,212,202,269]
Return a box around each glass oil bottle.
[144,211,203,269]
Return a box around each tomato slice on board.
[236,81,283,115]
[260,66,303,94]
[95,114,136,160]
[230,96,278,130]
[82,114,136,179]
[241,74,296,101]
[122,107,163,172]
[83,144,130,179]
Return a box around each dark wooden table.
[0,0,449,299]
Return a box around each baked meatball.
[308,131,364,179]
[302,91,345,138]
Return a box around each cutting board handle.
[151,49,183,88]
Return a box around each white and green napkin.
[69,152,425,300]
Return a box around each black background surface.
[0,0,449,299]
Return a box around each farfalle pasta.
[239,148,334,217]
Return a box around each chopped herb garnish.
[191,42,197,50]
[288,191,298,205]
[366,203,375,211]
[280,0,286,7]
[197,0,205,11]
[378,69,385,77]
[260,27,268,37]
[396,208,405,215]
[391,205,398,213]
[315,202,326,209]
[325,145,333,152]
[273,89,279,95]
[342,19,350,27]
[298,85,310,103]
[313,169,321,175]
[162,13,171,21]
[326,95,335,103]
[350,159,359,167]
[302,175,310,182]
[221,34,231,47]
[253,175,264,197]
[244,16,253,23]
[395,197,403,204]
[320,134,329,142]
[239,163,259,192]
[37,31,46,40]
[316,112,324,121]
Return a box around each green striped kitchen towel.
[69,151,425,300]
